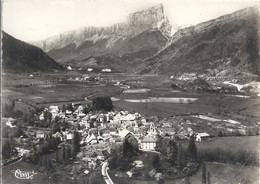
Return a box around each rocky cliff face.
[127,4,171,37]
[31,4,172,72]
[142,7,260,77]
[33,4,171,52]
[32,5,259,76]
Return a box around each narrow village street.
[101,161,114,184]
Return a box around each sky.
[2,0,259,42]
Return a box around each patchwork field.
[3,82,122,108]
[181,136,259,154]
[166,162,259,184]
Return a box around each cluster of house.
[170,73,197,81]
[170,72,238,83]
[7,103,220,170]
[67,75,101,82]
[36,104,212,153]
[101,68,112,73]
[4,104,215,170]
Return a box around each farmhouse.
[147,123,160,136]
[39,113,44,120]
[196,132,210,142]
[158,127,175,137]
[102,68,111,72]
[141,136,156,151]
[36,130,46,139]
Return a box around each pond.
[123,89,151,94]
[192,115,241,124]
[124,97,198,103]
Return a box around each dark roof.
[141,136,156,143]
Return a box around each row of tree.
[154,135,198,172]
[109,138,140,171]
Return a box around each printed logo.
[11,169,37,179]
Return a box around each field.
[3,72,259,120]
[179,136,259,156]
[128,161,259,184]
[113,100,216,117]
[166,162,259,184]
[2,72,260,184]
[3,77,122,109]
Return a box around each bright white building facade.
[141,136,156,151]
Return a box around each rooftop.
[141,136,156,143]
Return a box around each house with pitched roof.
[140,136,157,151]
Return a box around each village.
[4,95,259,171]
[3,102,199,161]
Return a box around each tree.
[22,113,28,123]
[62,146,66,164]
[13,110,23,119]
[43,111,51,121]
[167,138,178,166]
[83,107,90,114]
[188,135,197,161]
[92,97,113,111]
[11,100,15,109]
[108,148,120,170]
[152,154,161,170]
[155,135,164,152]
[47,160,53,169]
[55,150,59,163]
[31,152,40,164]
[207,171,211,184]
[2,140,16,159]
[51,117,61,133]
[155,136,178,166]
[73,131,80,156]
[28,111,35,126]
[62,105,66,112]
[66,146,72,160]
[43,155,48,166]
[67,103,74,112]
[177,142,185,169]
[123,138,137,158]
[202,162,207,184]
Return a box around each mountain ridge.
[32,4,172,52]
[2,31,64,73]
[142,6,259,76]
[31,5,259,77]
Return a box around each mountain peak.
[32,4,172,52]
[127,4,171,37]
[127,4,166,26]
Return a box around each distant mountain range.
[142,7,260,77]
[4,4,259,76]
[32,4,173,72]
[2,31,64,73]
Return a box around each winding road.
[101,161,114,184]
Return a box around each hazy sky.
[2,0,259,42]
